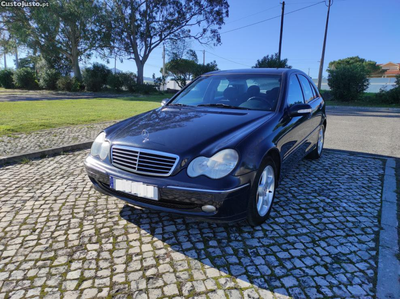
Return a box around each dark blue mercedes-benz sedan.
[85,68,326,225]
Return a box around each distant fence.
[312,78,397,93]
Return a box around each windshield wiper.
[197,103,250,110]
[168,103,188,107]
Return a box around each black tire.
[247,157,277,226]
[306,124,325,160]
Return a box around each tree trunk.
[71,47,81,81]
[3,52,6,69]
[70,26,82,81]
[136,59,144,84]
[15,46,18,69]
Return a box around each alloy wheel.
[256,165,275,217]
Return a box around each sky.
[3,0,400,79]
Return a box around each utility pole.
[317,0,332,89]
[162,44,166,91]
[203,50,205,66]
[278,1,285,61]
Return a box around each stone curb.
[324,148,400,161]
[376,158,400,299]
[0,141,92,166]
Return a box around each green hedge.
[0,69,15,89]
[13,68,39,90]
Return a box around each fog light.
[202,205,216,213]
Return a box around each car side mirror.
[161,98,170,107]
[288,103,312,117]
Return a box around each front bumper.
[84,155,254,222]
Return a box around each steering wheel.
[246,96,273,110]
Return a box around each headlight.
[187,149,239,179]
[91,132,110,160]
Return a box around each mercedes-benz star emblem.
[141,129,150,142]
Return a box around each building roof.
[385,70,400,75]
[378,62,400,67]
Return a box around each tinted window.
[297,75,314,103]
[287,75,304,107]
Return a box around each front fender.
[234,115,282,177]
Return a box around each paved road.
[325,106,400,158]
[0,150,384,298]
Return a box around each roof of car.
[203,68,298,76]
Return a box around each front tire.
[247,157,277,226]
[307,125,325,160]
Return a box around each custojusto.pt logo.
[1,1,49,7]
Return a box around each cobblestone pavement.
[0,122,117,158]
[0,150,385,298]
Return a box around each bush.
[375,87,400,105]
[82,63,111,92]
[107,73,124,91]
[132,83,158,94]
[71,77,83,92]
[0,69,15,89]
[13,68,39,89]
[319,90,333,101]
[327,64,369,102]
[57,76,73,91]
[38,68,60,90]
[119,72,137,92]
[395,74,400,88]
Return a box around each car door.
[278,74,310,171]
[297,74,324,153]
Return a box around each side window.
[309,82,316,98]
[297,75,314,103]
[287,75,304,107]
[309,81,319,98]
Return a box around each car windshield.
[169,74,282,111]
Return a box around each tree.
[82,63,112,92]
[327,64,369,102]
[166,39,194,61]
[192,61,218,78]
[0,30,16,69]
[16,55,39,70]
[163,41,217,87]
[328,56,382,76]
[108,0,229,84]
[253,53,291,69]
[165,58,198,88]
[2,0,111,80]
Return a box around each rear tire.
[247,157,277,226]
[307,125,324,160]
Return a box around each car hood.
[106,106,274,157]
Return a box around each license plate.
[110,176,159,201]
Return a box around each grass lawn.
[0,95,165,136]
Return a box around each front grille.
[111,145,179,176]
